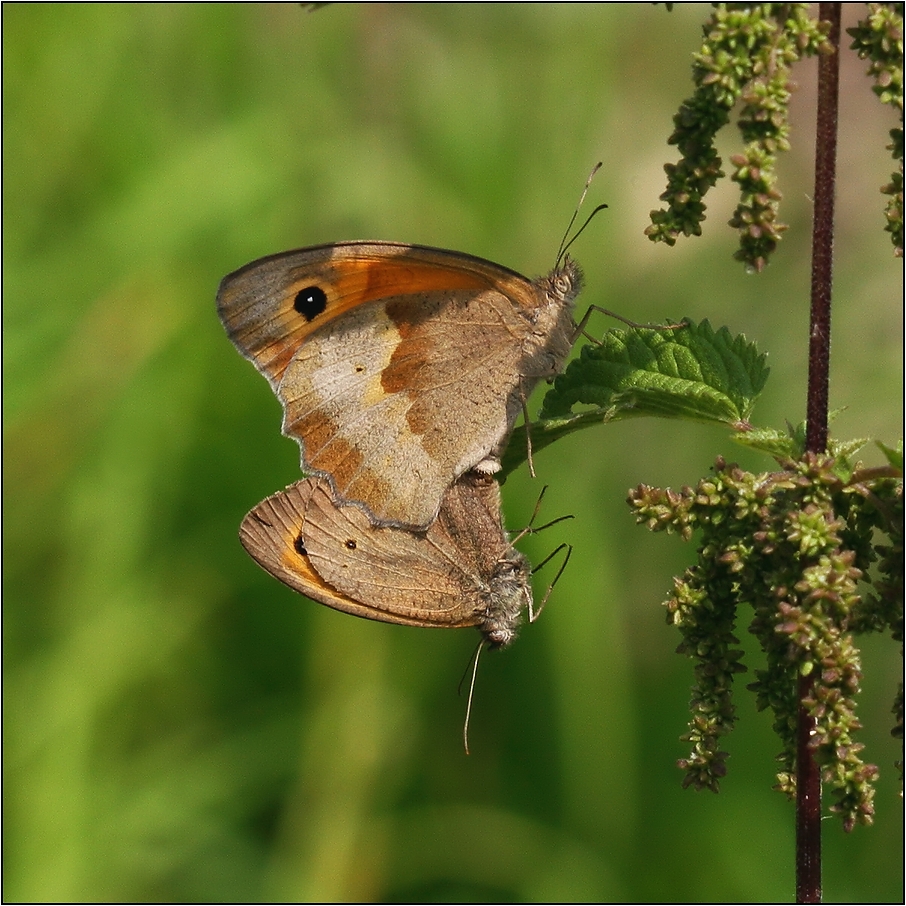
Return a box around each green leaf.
[825,445,869,483]
[732,425,800,459]
[500,319,770,478]
[540,319,769,426]
[877,440,904,471]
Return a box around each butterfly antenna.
[560,203,609,264]
[457,639,482,696]
[461,642,484,755]
[556,162,605,266]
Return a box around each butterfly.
[238,471,532,650]
[217,241,583,530]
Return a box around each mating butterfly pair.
[217,240,582,649]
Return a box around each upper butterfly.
[217,241,583,529]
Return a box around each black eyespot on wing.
[344,539,357,550]
[294,286,328,321]
[294,534,308,557]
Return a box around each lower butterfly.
[239,471,532,650]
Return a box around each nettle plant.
[505,4,902,900]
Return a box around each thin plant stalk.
[798,4,842,903]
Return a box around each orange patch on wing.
[289,409,337,457]
[262,340,303,387]
[278,525,368,611]
[380,333,436,394]
[286,393,395,517]
[292,257,493,325]
[405,400,440,439]
[345,469,393,514]
[308,435,364,484]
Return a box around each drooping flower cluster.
[848,3,905,256]
[646,4,830,270]
[628,452,903,831]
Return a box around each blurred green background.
[4,4,902,902]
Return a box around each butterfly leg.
[573,306,684,345]
[528,542,572,622]
[518,382,537,478]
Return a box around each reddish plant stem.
[805,5,840,456]
[797,5,841,904]
[796,672,823,904]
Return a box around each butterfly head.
[547,255,584,306]
[479,551,532,650]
